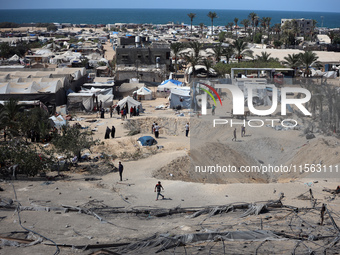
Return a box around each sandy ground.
[1,96,340,254]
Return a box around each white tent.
[67,92,94,112]
[117,96,141,109]
[169,88,191,109]
[134,86,152,100]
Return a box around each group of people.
[116,161,165,201]
[232,126,246,142]
[108,104,141,120]
[104,125,116,139]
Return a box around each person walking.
[109,105,113,118]
[152,122,156,134]
[154,123,160,138]
[212,105,216,115]
[185,122,189,137]
[118,161,123,181]
[154,181,164,201]
[232,128,237,141]
[241,126,246,137]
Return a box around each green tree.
[283,53,301,75]
[256,52,273,62]
[188,41,203,58]
[46,23,57,32]
[202,58,214,77]
[223,46,235,64]
[170,42,186,77]
[51,125,97,160]
[328,31,335,44]
[248,12,257,42]
[199,23,205,38]
[234,18,239,38]
[0,98,22,140]
[218,31,226,43]
[207,11,218,36]
[232,39,253,62]
[240,19,249,33]
[212,43,224,62]
[187,13,196,35]
[299,51,321,77]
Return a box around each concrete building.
[281,18,313,37]
[115,37,171,83]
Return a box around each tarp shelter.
[158,79,183,92]
[49,115,66,128]
[138,136,157,146]
[134,86,152,100]
[67,93,94,112]
[117,96,142,110]
[170,88,191,109]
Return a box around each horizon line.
[0,8,339,14]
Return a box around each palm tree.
[170,42,186,77]
[248,12,257,42]
[260,17,267,33]
[223,46,234,64]
[299,51,320,77]
[0,98,22,141]
[202,58,213,77]
[256,51,272,62]
[227,22,234,34]
[283,53,301,75]
[199,23,205,38]
[182,52,201,79]
[328,31,335,44]
[234,18,239,38]
[266,17,272,42]
[273,23,281,40]
[212,43,224,62]
[207,11,218,36]
[232,39,253,62]
[240,19,249,33]
[188,41,203,58]
[187,13,196,35]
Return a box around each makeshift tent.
[134,86,152,100]
[67,93,94,112]
[117,96,141,109]
[138,136,157,146]
[49,115,66,128]
[170,88,191,109]
[158,79,183,92]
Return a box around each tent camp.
[117,96,142,109]
[169,88,191,109]
[138,136,157,146]
[134,86,152,100]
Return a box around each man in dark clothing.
[111,125,115,138]
[100,108,105,118]
[232,128,237,141]
[116,105,120,115]
[241,126,246,137]
[118,161,123,181]
[154,181,164,200]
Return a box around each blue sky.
[0,0,339,13]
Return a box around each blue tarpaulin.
[138,136,157,146]
[160,79,183,86]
